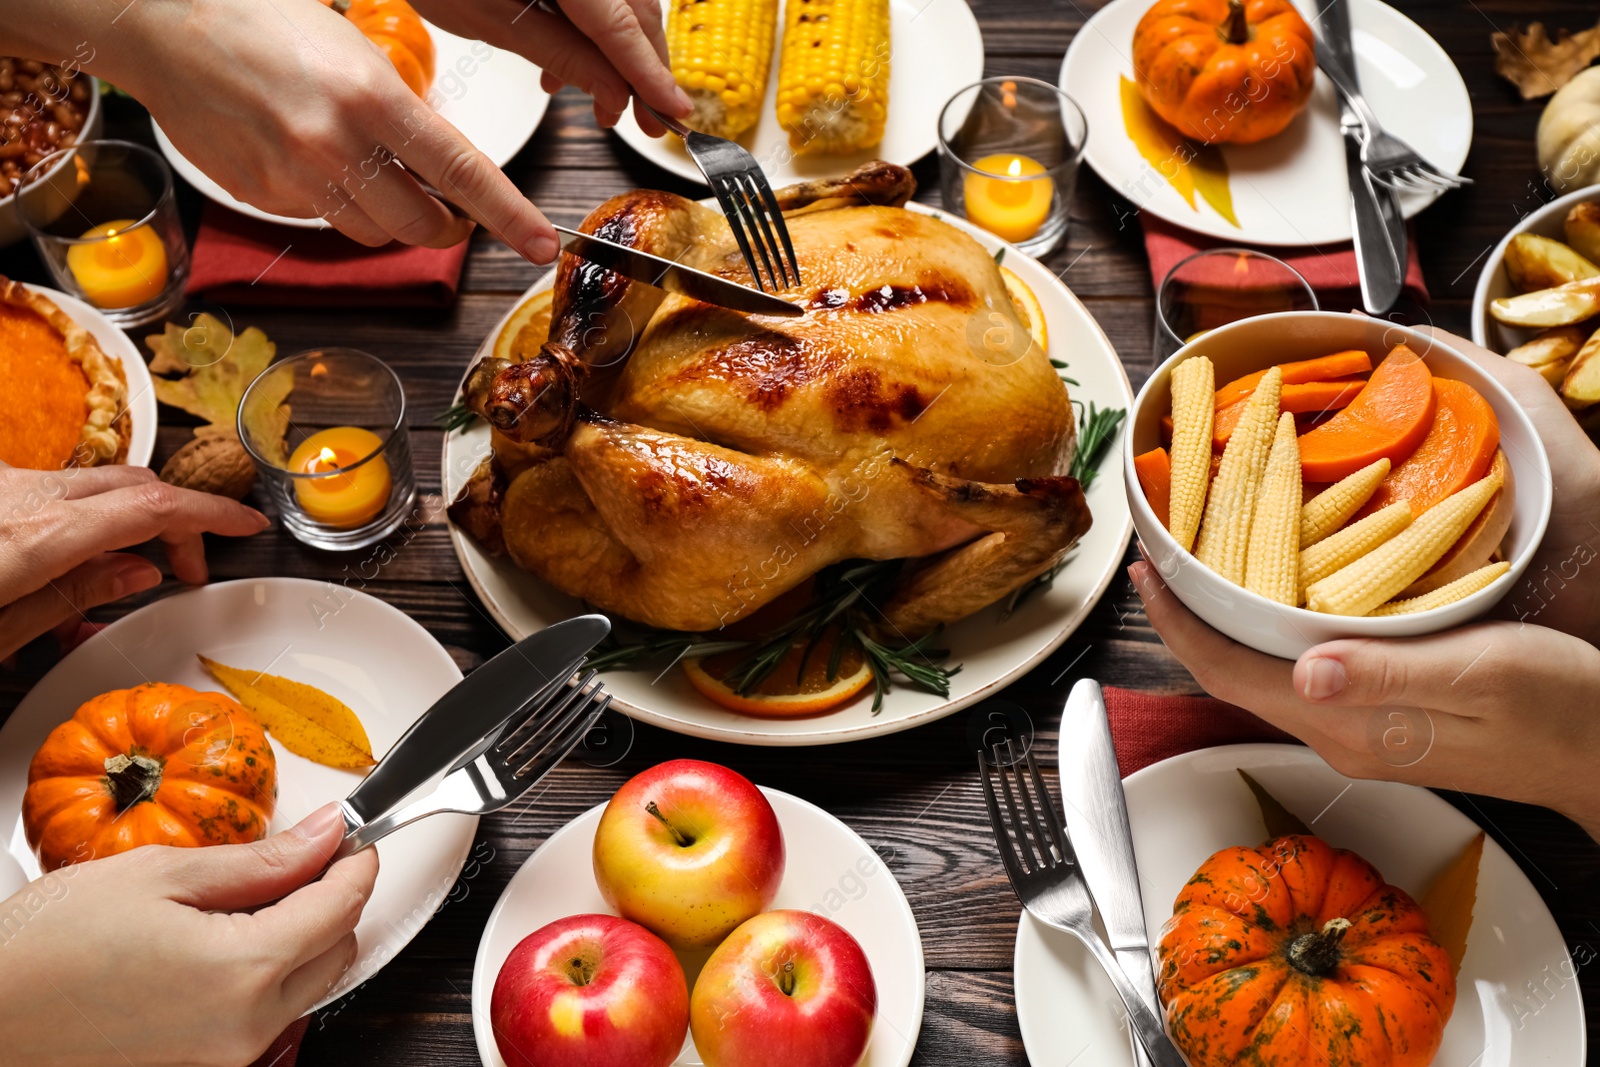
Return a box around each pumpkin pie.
[0,278,129,469]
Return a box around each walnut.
[160,428,256,500]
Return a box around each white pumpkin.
[1539,67,1600,193]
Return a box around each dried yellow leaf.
[1238,769,1310,841]
[148,315,291,464]
[1420,831,1484,978]
[199,655,375,769]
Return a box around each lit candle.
[288,427,392,528]
[65,219,169,309]
[962,154,1056,244]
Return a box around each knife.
[1318,0,1405,314]
[553,224,803,317]
[340,613,611,829]
[1058,678,1161,1066]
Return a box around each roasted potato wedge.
[1505,325,1587,386]
[1490,276,1600,327]
[1561,324,1600,408]
[1564,201,1600,265]
[1504,233,1600,291]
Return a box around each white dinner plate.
[611,0,984,186]
[1014,744,1586,1066]
[152,25,549,229]
[471,786,924,1067]
[441,203,1134,746]
[22,283,158,470]
[0,578,478,1008]
[1059,0,1472,246]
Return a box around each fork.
[526,0,801,292]
[1314,9,1469,195]
[979,732,1190,1067]
[335,670,611,857]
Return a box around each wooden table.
[4,1,1599,1061]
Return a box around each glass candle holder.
[16,139,188,328]
[238,349,417,552]
[1154,248,1319,362]
[938,77,1086,258]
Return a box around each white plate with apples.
[472,760,924,1067]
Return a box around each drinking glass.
[1154,248,1318,362]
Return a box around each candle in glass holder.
[65,219,169,309]
[289,427,392,528]
[963,154,1055,243]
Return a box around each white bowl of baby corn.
[1124,312,1552,660]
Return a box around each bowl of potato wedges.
[1473,185,1600,421]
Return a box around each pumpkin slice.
[1212,349,1373,408]
[1134,447,1172,529]
[1297,345,1436,483]
[1358,379,1499,518]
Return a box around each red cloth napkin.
[186,205,470,308]
[1102,685,1298,778]
[1141,215,1430,311]
[251,1017,310,1067]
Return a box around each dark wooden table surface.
[4,0,1599,1062]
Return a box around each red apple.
[490,913,687,1067]
[592,759,784,949]
[689,909,876,1067]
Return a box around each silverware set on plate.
[1317,0,1469,316]
[979,679,1187,1066]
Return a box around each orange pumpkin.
[1157,835,1455,1067]
[1132,0,1316,145]
[23,683,277,870]
[330,0,436,97]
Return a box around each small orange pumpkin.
[23,683,277,870]
[1157,835,1455,1067]
[329,0,436,97]
[1132,0,1316,145]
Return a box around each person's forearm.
[0,0,187,103]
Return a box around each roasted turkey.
[449,162,1091,635]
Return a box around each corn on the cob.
[1167,355,1214,553]
[1305,469,1505,616]
[1195,367,1282,585]
[669,0,779,140]
[1297,502,1412,602]
[1368,561,1511,616]
[774,0,890,155]
[1300,458,1390,548]
[1244,413,1301,604]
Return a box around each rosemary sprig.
[438,401,478,433]
[1049,356,1080,387]
[585,559,959,714]
[585,630,747,672]
[1068,400,1126,490]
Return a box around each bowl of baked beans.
[0,59,103,247]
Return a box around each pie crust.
[0,278,130,467]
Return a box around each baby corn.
[1300,458,1390,548]
[669,0,780,140]
[1368,561,1511,616]
[1297,502,1412,602]
[1305,470,1504,616]
[1167,355,1214,553]
[1195,367,1282,585]
[775,0,890,154]
[1244,413,1302,605]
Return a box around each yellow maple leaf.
[148,315,291,463]
[200,655,376,770]
[1419,831,1483,978]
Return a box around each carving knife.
[1318,0,1405,314]
[1058,678,1162,1066]
[340,613,611,829]
[552,224,803,317]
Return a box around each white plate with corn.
[614,0,984,186]
[1125,311,1552,660]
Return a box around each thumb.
[157,803,347,911]
[1293,628,1495,706]
[0,554,160,660]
